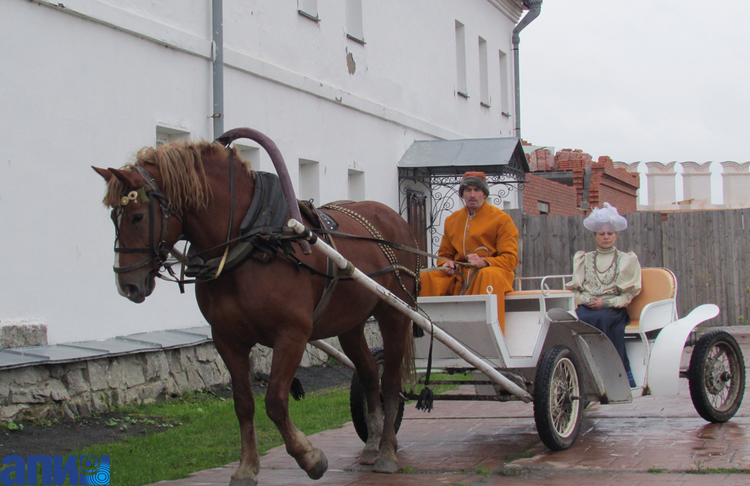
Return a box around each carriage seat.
[625,268,677,335]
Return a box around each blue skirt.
[574,306,631,373]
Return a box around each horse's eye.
[131,213,145,224]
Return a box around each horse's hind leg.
[338,324,383,465]
[213,336,260,486]
[372,304,411,474]
[266,334,328,480]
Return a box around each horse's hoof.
[360,447,379,465]
[374,456,398,474]
[303,448,328,480]
[229,476,258,486]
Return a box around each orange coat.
[420,202,519,330]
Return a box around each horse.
[92,129,419,485]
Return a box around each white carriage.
[288,219,746,452]
[350,267,746,451]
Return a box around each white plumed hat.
[583,202,628,232]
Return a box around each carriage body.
[350,268,746,452]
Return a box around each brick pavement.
[153,331,750,486]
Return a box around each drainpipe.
[512,0,542,215]
[512,0,542,141]
[212,0,224,139]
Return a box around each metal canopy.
[398,137,529,179]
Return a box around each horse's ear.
[92,166,113,182]
[107,167,140,188]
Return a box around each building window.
[538,201,550,214]
[299,159,320,203]
[235,143,261,171]
[455,21,468,98]
[479,36,489,107]
[298,0,319,21]
[348,168,365,201]
[155,126,189,146]
[499,49,510,116]
[346,0,364,44]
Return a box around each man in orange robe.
[420,172,519,331]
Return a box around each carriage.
[294,222,746,452]
[96,128,745,485]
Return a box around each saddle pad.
[317,209,339,232]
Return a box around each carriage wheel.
[688,330,746,423]
[533,345,584,451]
[350,347,405,443]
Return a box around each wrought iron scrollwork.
[399,166,525,259]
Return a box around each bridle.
[109,146,239,289]
[112,166,180,274]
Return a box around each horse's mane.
[102,140,248,213]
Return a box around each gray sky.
[520,0,750,204]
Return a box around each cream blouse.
[565,246,642,308]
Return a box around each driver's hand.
[441,261,456,276]
[466,253,488,268]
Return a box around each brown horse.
[93,130,418,485]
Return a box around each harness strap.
[312,252,341,326]
[289,255,406,282]
[321,204,420,304]
[312,208,340,326]
[314,228,439,261]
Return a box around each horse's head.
[93,164,184,303]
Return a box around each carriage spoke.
[550,359,578,436]
[703,343,738,411]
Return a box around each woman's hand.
[588,297,604,310]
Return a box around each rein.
[310,227,474,269]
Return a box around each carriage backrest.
[626,267,677,323]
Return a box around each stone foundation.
[0,322,382,424]
[0,342,229,423]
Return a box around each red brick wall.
[523,174,580,216]
[587,159,640,214]
[522,147,640,215]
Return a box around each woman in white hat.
[565,203,642,387]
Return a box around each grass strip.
[70,387,351,486]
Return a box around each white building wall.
[0,0,524,343]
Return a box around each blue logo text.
[0,455,110,485]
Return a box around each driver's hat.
[459,171,490,198]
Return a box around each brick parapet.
[524,147,640,215]
[523,174,579,216]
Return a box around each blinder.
[112,166,177,274]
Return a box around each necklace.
[594,248,618,285]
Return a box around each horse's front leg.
[213,337,260,486]
[266,335,328,480]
